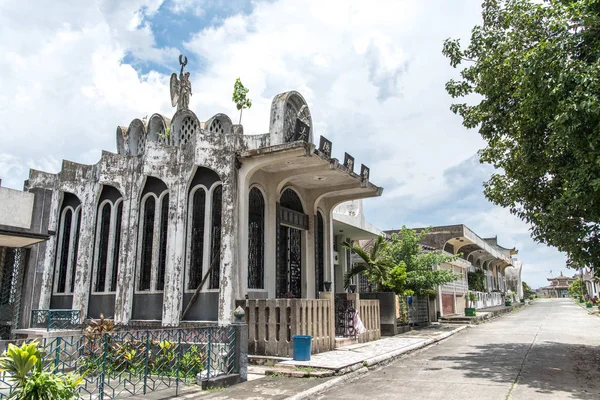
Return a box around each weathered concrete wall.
[0,187,35,229]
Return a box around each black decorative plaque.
[344,153,355,172]
[319,136,332,157]
[360,164,370,181]
[291,118,310,142]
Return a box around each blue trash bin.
[292,335,312,361]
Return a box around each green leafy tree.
[382,227,460,296]
[522,281,535,299]
[443,0,600,271]
[232,78,252,124]
[0,341,82,399]
[568,278,587,298]
[468,269,486,292]
[342,236,395,292]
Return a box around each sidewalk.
[164,324,467,400]
[440,302,528,324]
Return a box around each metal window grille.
[248,188,264,289]
[95,204,111,292]
[57,209,72,293]
[0,247,27,338]
[209,186,222,290]
[189,189,206,290]
[157,194,169,291]
[139,197,155,291]
[280,188,303,212]
[110,202,123,292]
[315,212,324,294]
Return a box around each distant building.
[540,272,576,298]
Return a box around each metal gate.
[334,294,356,337]
[407,296,429,325]
[277,226,302,298]
[0,247,27,339]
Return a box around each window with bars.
[188,188,206,290]
[157,194,169,291]
[56,209,72,293]
[71,209,81,293]
[139,197,155,291]
[315,211,325,294]
[209,185,222,290]
[248,188,265,289]
[110,202,123,292]
[95,203,111,292]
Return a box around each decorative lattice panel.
[178,116,198,146]
[209,119,224,134]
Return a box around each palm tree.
[342,236,392,292]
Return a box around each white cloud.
[0,0,566,287]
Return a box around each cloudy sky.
[0,0,569,288]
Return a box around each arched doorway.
[277,188,308,298]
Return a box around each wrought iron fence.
[30,309,81,331]
[0,326,237,399]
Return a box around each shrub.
[0,342,82,399]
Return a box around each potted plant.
[465,292,477,317]
[586,301,593,309]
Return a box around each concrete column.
[38,189,62,310]
[72,189,99,319]
[218,173,239,325]
[319,291,335,349]
[162,179,186,326]
[114,168,142,325]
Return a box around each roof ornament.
[170,55,192,111]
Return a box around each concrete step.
[335,336,359,348]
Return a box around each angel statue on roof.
[170,54,192,110]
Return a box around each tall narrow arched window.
[110,201,123,292]
[248,188,265,289]
[157,194,169,291]
[139,196,155,291]
[56,209,73,293]
[95,203,111,292]
[188,188,206,290]
[315,211,325,294]
[209,185,222,289]
[71,208,82,293]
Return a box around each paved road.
[314,299,600,400]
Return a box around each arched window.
[209,185,222,289]
[56,209,73,293]
[280,188,303,212]
[70,208,82,293]
[157,194,169,291]
[94,203,111,292]
[315,211,325,293]
[110,201,123,292]
[92,188,123,294]
[139,196,155,291]
[188,188,206,290]
[248,188,265,289]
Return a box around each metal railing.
[0,326,237,399]
[30,309,81,331]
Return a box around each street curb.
[284,326,468,400]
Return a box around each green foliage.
[522,281,535,299]
[158,126,171,140]
[342,236,395,291]
[0,342,82,400]
[468,270,486,292]
[382,227,460,296]
[232,78,252,124]
[443,0,600,271]
[568,278,587,298]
